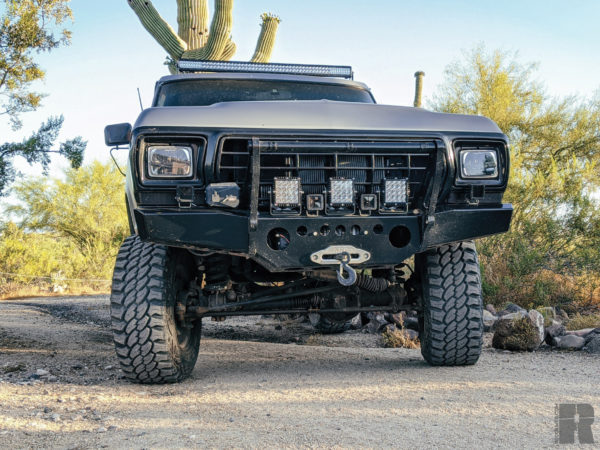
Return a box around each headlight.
[460,150,498,179]
[147,145,193,178]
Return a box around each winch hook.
[335,252,357,286]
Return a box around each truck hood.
[133,100,502,134]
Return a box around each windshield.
[155,79,375,106]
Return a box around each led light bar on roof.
[178,59,354,79]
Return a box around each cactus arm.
[413,71,425,108]
[177,0,209,49]
[250,13,280,63]
[220,39,237,60]
[182,0,234,60]
[127,0,187,60]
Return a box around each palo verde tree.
[431,46,600,308]
[127,0,280,72]
[5,161,129,280]
[0,0,87,196]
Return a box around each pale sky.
[2,0,600,175]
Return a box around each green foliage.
[431,46,600,309]
[0,116,86,195]
[0,0,72,129]
[1,161,129,284]
[0,0,86,195]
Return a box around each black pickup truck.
[105,60,512,383]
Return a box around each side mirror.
[104,123,132,146]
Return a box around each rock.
[582,328,600,354]
[46,376,58,382]
[50,414,61,422]
[35,369,49,377]
[537,306,556,320]
[545,321,566,345]
[383,323,397,333]
[528,310,545,344]
[388,312,406,327]
[403,316,419,331]
[43,407,52,414]
[483,310,497,332]
[349,314,363,330]
[583,335,600,354]
[485,304,497,315]
[404,329,419,340]
[103,365,113,370]
[499,311,528,321]
[107,425,118,431]
[564,328,595,338]
[498,303,526,316]
[96,427,107,433]
[492,316,541,351]
[364,312,388,333]
[553,335,585,350]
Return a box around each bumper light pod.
[383,179,408,205]
[274,177,302,206]
[329,178,354,206]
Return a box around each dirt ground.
[0,296,598,449]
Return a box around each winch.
[310,245,371,286]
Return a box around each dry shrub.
[566,313,600,331]
[382,328,420,349]
[480,245,600,312]
[0,280,110,300]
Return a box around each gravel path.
[0,295,598,448]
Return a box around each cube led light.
[384,179,408,205]
[329,178,354,206]
[274,177,301,206]
[307,194,324,211]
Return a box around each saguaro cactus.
[127,0,280,71]
[413,71,425,108]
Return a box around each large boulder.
[528,310,545,344]
[483,310,497,332]
[553,335,585,350]
[583,328,600,354]
[492,316,542,351]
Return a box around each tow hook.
[310,245,370,287]
[335,252,357,286]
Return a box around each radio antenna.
[137,88,144,111]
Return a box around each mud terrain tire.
[110,236,201,383]
[417,241,483,366]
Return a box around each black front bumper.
[134,205,513,271]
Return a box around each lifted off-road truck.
[105,60,512,384]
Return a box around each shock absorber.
[204,254,231,291]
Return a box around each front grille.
[217,138,438,214]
